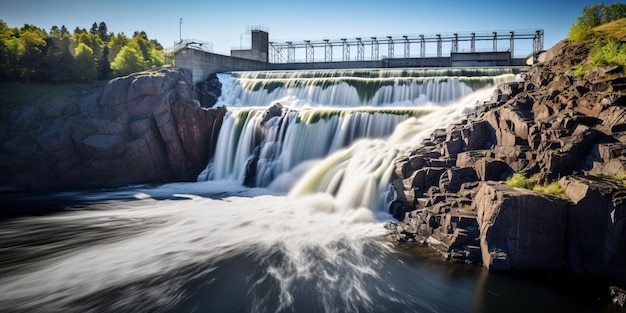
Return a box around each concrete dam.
[174,29,544,83]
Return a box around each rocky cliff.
[0,67,225,191]
[386,40,626,303]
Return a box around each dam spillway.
[199,68,521,208]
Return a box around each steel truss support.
[371,37,379,60]
[324,39,332,62]
[451,33,458,53]
[437,34,442,57]
[356,37,364,61]
[304,40,313,62]
[266,29,545,63]
[509,31,514,58]
[403,35,410,58]
[471,33,476,53]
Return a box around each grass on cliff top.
[593,18,626,42]
[570,18,626,78]
[505,173,566,198]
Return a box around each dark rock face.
[474,182,568,271]
[1,67,226,191]
[387,39,626,298]
[560,176,626,285]
[197,72,222,107]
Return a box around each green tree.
[128,31,164,69]
[149,47,164,68]
[73,42,97,81]
[98,45,111,79]
[128,34,150,67]
[73,27,86,35]
[97,21,109,43]
[89,22,98,35]
[43,36,74,82]
[108,32,128,62]
[17,29,46,82]
[0,20,20,80]
[570,2,626,43]
[49,25,62,38]
[111,46,144,76]
[74,32,103,59]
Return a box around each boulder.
[560,176,626,285]
[474,158,511,181]
[474,182,568,271]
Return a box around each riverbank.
[386,37,626,307]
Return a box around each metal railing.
[269,29,544,63]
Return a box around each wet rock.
[474,182,568,271]
[197,72,222,107]
[560,176,626,285]
[610,286,626,308]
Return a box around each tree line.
[0,20,167,83]
[569,2,626,43]
[568,2,626,75]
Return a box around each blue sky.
[2,0,620,57]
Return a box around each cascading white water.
[218,68,521,107]
[199,107,430,187]
[201,68,519,190]
[287,86,500,211]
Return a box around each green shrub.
[506,173,565,197]
[589,38,626,68]
[505,172,539,189]
[533,181,565,197]
[569,22,593,44]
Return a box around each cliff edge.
[0,67,225,191]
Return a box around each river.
[0,68,614,312]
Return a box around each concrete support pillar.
[420,35,425,58]
[493,32,497,52]
[387,36,394,58]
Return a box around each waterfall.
[199,107,430,187]
[287,86,500,210]
[201,68,519,193]
[218,68,521,107]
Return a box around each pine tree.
[98,21,109,43]
[89,22,98,35]
[98,45,111,79]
